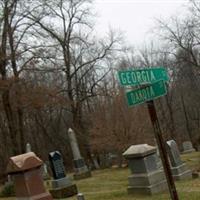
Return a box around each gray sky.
[94,0,189,47]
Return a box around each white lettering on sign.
[120,70,157,85]
[130,85,155,104]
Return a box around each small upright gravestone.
[26,143,31,153]
[7,152,52,200]
[42,162,50,180]
[182,141,195,154]
[91,154,100,169]
[68,128,91,180]
[123,144,167,195]
[48,151,77,198]
[166,140,192,180]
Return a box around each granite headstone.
[182,141,195,154]
[166,140,192,180]
[123,144,167,195]
[48,151,77,198]
[68,128,91,179]
[7,152,52,200]
[49,151,66,180]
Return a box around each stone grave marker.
[26,143,31,153]
[77,193,85,200]
[123,144,167,195]
[182,141,195,154]
[48,151,77,198]
[68,128,91,179]
[42,162,50,180]
[166,140,183,167]
[49,151,66,180]
[91,154,100,169]
[6,152,52,200]
[166,140,192,180]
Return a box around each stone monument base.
[49,184,77,198]
[171,163,192,181]
[73,170,92,180]
[51,177,72,188]
[16,192,53,200]
[127,170,168,195]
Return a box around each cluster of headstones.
[5,128,91,200]
[123,140,195,195]
[4,127,197,199]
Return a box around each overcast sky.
[94,0,189,47]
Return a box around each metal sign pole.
[147,100,179,200]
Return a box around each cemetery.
[1,1,200,200]
[0,140,200,200]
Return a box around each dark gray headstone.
[166,140,182,167]
[74,158,85,169]
[49,151,66,180]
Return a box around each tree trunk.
[2,89,19,155]
[180,94,192,142]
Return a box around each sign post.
[118,67,179,200]
[147,100,179,200]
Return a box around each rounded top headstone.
[123,144,156,158]
[6,152,43,174]
[26,143,31,153]
[68,128,74,133]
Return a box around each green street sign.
[126,80,167,106]
[118,67,169,86]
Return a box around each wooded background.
[0,0,200,179]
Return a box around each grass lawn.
[64,151,200,200]
[1,152,200,200]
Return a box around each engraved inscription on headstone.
[49,151,66,180]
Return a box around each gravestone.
[166,140,192,180]
[49,151,65,180]
[48,151,77,198]
[123,144,167,195]
[42,162,50,180]
[26,143,31,153]
[68,128,91,180]
[91,154,100,169]
[182,141,195,154]
[77,193,85,200]
[99,153,112,168]
[7,152,52,200]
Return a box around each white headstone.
[68,128,82,160]
[77,193,85,200]
[26,143,31,153]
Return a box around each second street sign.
[118,67,169,86]
[126,80,167,106]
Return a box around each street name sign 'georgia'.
[118,67,169,86]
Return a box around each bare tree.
[28,0,122,131]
